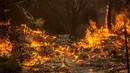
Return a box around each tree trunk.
[107,0,112,31]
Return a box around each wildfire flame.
[0,19,10,25]
[0,39,12,56]
[0,7,129,72]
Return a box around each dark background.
[0,0,127,37]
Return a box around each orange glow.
[0,19,10,25]
[0,7,129,72]
[0,39,12,56]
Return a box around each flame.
[0,6,129,72]
[0,39,12,56]
[20,10,130,70]
[112,12,130,34]
[77,19,116,48]
[0,19,10,25]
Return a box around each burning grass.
[0,9,130,73]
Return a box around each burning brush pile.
[0,11,130,73]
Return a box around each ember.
[0,0,129,73]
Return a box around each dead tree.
[124,0,130,73]
[107,0,112,31]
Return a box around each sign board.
[56,34,71,45]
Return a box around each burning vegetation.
[0,0,130,73]
[0,10,129,73]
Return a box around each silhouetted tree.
[107,0,112,31]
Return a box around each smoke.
[34,18,45,28]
